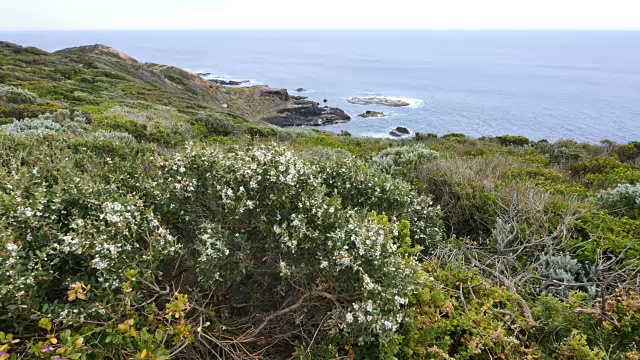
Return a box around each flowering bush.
[0,135,443,358]
[150,144,442,357]
[0,143,179,328]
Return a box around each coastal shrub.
[92,112,185,146]
[0,135,183,359]
[245,124,278,138]
[418,155,512,238]
[105,105,197,143]
[549,140,588,168]
[441,133,467,140]
[0,109,89,135]
[569,156,623,178]
[291,133,392,158]
[395,264,532,359]
[596,184,640,218]
[495,134,531,147]
[615,141,640,163]
[369,145,440,177]
[583,167,640,190]
[0,85,39,104]
[0,118,63,135]
[0,138,444,358]
[414,132,438,141]
[88,129,137,145]
[0,100,63,120]
[307,147,443,248]
[194,111,250,137]
[148,144,443,357]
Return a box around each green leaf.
[38,317,52,331]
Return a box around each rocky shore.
[209,78,250,86]
[260,87,350,126]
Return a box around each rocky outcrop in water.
[359,110,385,118]
[389,127,410,137]
[348,96,410,107]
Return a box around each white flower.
[320,260,328,269]
[395,296,408,305]
[279,261,291,276]
[383,320,396,330]
[5,243,18,252]
[345,312,354,323]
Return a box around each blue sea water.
[2,30,640,142]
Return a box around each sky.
[1,0,640,31]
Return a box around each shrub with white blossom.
[0,135,443,359]
[148,143,442,357]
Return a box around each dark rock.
[323,99,328,103]
[260,88,290,101]
[396,127,410,135]
[358,110,385,118]
[196,72,211,77]
[290,95,308,101]
[209,78,249,86]
[295,88,307,92]
[389,127,411,137]
[263,99,350,127]
[348,96,411,107]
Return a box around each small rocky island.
[389,127,411,137]
[348,96,411,107]
[359,110,386,118]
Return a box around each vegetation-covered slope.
[1,42,640,360]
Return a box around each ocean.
[2,30,640,142]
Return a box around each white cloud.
[1,0,640,30]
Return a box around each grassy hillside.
[1,42,640,360]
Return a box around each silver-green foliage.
[596,183,640,218]
[0,85,39,104]
[89,130,137,145]
[1,110,89,135]
[369,145,440,176]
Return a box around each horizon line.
[2,28,640,32]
